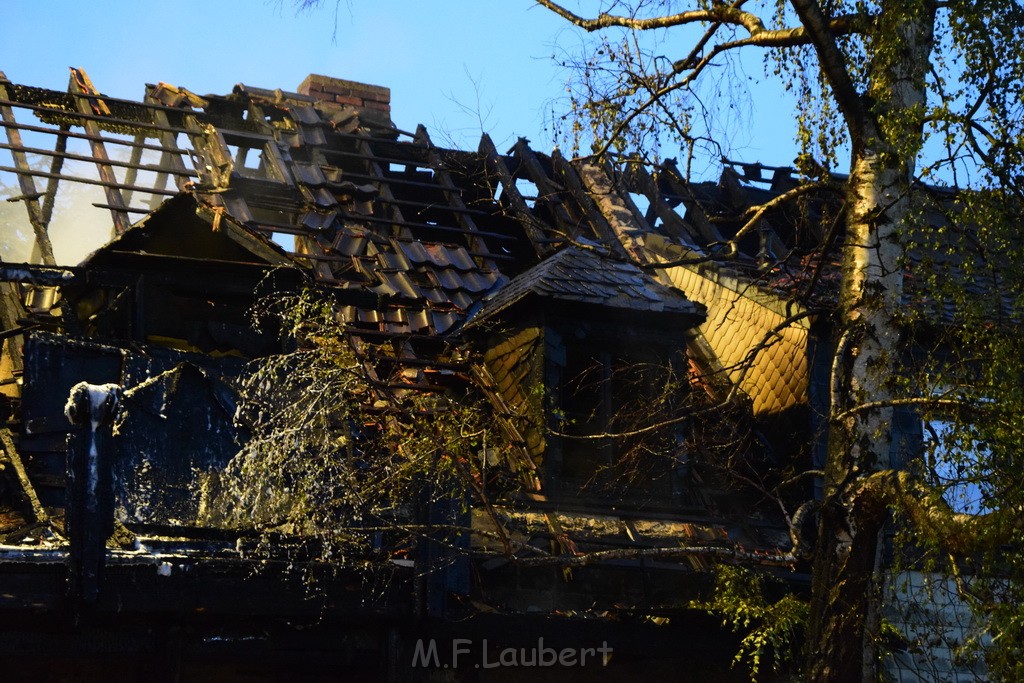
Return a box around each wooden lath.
[657,161,728,246]
[414,124,497,269]
[0,69,203,256]
[68,68,130,233]
[558,155,631,260]
[144,86,194,204]
[620,160,702,248]
[509,139,593,244]
[353,131,410,239]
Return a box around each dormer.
[468,247,706,508]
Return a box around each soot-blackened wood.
[65,383,120,605]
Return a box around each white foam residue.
[65,382,122,512]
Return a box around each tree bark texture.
[805,2,936,680]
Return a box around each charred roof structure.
[0,70,979,680]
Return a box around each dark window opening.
[552,328,690,504]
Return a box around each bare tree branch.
[535,0,870,43]
[787,0,870,145]
[832,396,1004,425]
[513,542,796,567]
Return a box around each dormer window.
[470,247,707,510]
[548,320,691,502]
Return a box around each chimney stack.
[297,74,392,128]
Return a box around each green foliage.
[886,182,1024,678]
[206,288,501,566]
[690,565,808,679]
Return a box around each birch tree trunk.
[804,1,936,679]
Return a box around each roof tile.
[470,247,704,324]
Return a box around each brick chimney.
[297,74,392,128]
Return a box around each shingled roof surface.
[470,245,705,323]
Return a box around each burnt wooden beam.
[353,132,412,243]
[0,323,36,341]
[0,141,194,177]
[0,429,48,525]
[0,282,25,374]
[144,88,198,210]
[320,146,430,167]
[339,211,515,241]
[0,117,191,155]
[39,125,70,233]
[414,125,495,268]
[0,97,192,136]
[340,169,452,192]
[68,69,130,233]
[147,90,198,209]
[512,139,578,239]
[478,133,548,258]
[0,262,165,290]
[378,193,490,217]
[621,162,701,248]
[90,203,154,214]
[659,165,727,246]
[147,151,174,210]
[0,165,181,197]
[183,113,234,189]
[0,72,57,265]
[551,150,627,258]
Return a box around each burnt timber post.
[64,381,121,604]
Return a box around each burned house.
[0,69,985,681]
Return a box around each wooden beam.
[353,131,411,241]
[415,125,496,268]
[621,162,702,248]
[478,133,549,258]
[550,150,627,258]
[118,134,146,207]
[144,84,198,209]
[0,72,56,265]
[0,428,47,524]
[512,138,580,239]
[659,165,727,246]
[67,68,130,233]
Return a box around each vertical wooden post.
[65,382,120,604]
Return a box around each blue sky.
[3,0,802,163]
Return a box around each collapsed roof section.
[0,70,708,356]
[0,68,825,416]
